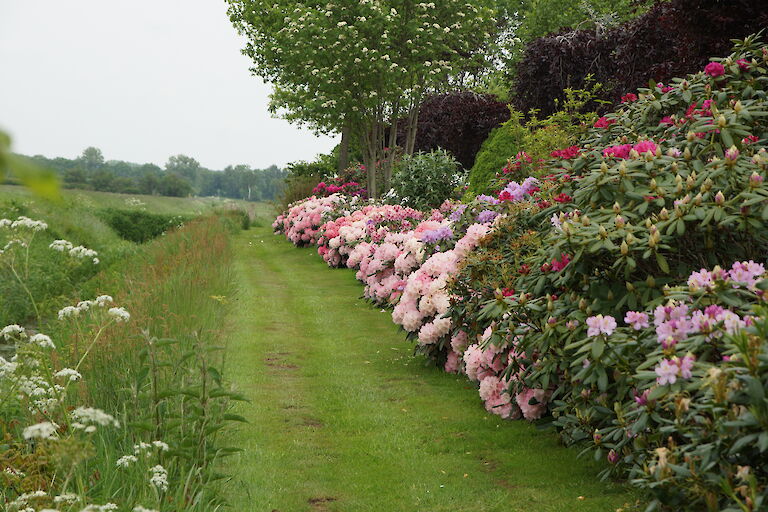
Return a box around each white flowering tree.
[227,0,499,197]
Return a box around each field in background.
[0,184,258,216]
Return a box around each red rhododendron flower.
[704,62,725,77]
[518,264,531,275]
[498,190,512,201]
[594,116,615,128]
[743,135,759,145]
[659,116,675,126]
[737,59,750,71]
[501,288,515,297]
[551,146,581,160]
[551,253,571,272]
[553,193,572,203]
[621,93,637,103]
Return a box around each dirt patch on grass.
[265,353,299,370]
[308,496,337,510]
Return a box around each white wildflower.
[11,216,48,231]
[30,333,55,349]
[108,307,130,322]
[95,295,113,306]
[49,239,74,252]
[1,324,26,340]
[69,245,98,260]
[149,465,169,492]
[116,455,138,468]
[53,494,79,504]
[54,368,81,381]
[152,440,169,451]
[71,407,120,427]
[22,421,59,440]
[133,507,159,512]
[58,306,80,320]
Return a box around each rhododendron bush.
[273,37,768,510]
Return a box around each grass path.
[224,225,637,511]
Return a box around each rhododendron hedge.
[273,38,768,510]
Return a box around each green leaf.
[655,252,669,274]
[591,339,605,359]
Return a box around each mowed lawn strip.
[225,225,638,511]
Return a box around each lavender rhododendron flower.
[476,209,499,224]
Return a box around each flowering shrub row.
[273,37,768,510]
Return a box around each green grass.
[0,184,251,216]
[224,225,640,511]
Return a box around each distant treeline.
[19,147,287,201]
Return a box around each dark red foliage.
[513,0,768,117]
[397,92,509,169]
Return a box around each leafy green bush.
[391,149,464,210]
[98,208,187,243]
[467,87,601,196]
[466,110,527,196]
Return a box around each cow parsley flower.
[22,421,59,440]
[54,368,81,381]
[116,455,138,468]
[30,333,55,349]
[149,465,169,492]
[108,307,130,322]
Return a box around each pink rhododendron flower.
[515,388,550,421]
[624,311,649,330]
[586,315,617,337]
[655,359,679,385]
[444,350,461,374]
[737,58,750,71]
[704,62,725,77]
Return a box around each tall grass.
[1,214,245,511]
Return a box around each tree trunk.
[338,121,350,173]
[404,94,421,156]
[383,101,400,193]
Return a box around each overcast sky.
[0,0,337,170]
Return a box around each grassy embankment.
[224,219,640,512]
[1,188,255,510]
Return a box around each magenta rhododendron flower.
[603,144,633,159]
[737,58,751,71]
[633,140,658,155]
[586,314,617,337]
[704,61,725,77]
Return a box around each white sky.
[0,0,337,170]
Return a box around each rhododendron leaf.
[682,90,692,103]
[597,368,608,391]
[720,128,734,148]
[759,432,768,453]
[591,339,605,359]
[655,252,669,274]
[647,386,668,401]
[651,101,662,111]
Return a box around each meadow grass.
[0,184,250,216]
[1,208,248,510]
[224,224,641,511]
